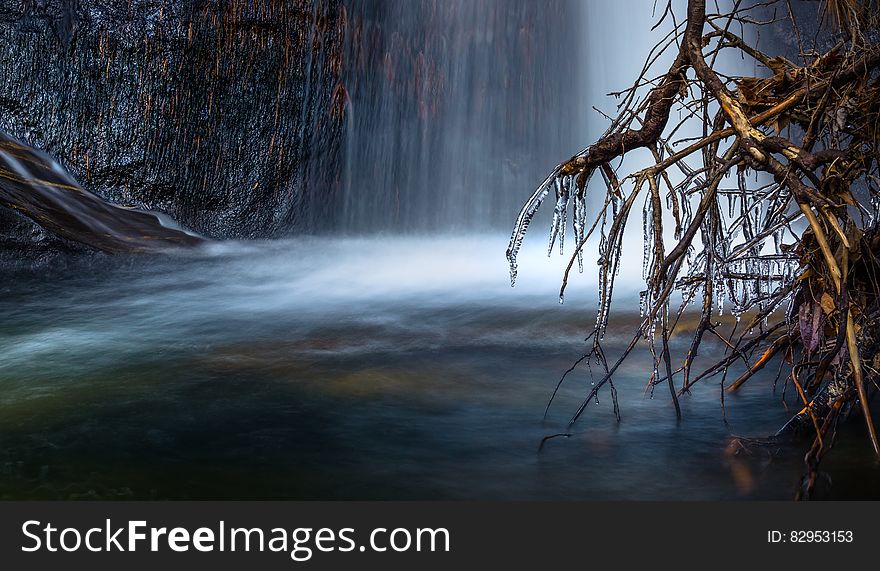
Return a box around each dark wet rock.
[0,131,204,253]
[0,0,345,248]
[0,207,85,265]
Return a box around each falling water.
[338,0,584,232]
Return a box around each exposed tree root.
[509,0,880,498]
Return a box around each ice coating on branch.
[713,254,797,317]
[509,146,805,332]
[642,197,653,280]
[595,226,622,339]
[559,177,570,255]
[548,178,569,256]
[507,163,596,286]
[506,168,558,285]
[573,180,587,273]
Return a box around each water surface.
[1,236,876,500]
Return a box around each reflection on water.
[0,236,877,499]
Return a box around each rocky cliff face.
[0,0,345,242]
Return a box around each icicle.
[729,277,740,318]
[573,189,585,273]
[507,166,595,286]
[753,258,761,298]
[548,178,563,256]
[506,169,557,285]
[773,228,784,254]
[574,172,593,273]
[559,176,570,256]
[642,197,653,280]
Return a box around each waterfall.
[338,0,585,233]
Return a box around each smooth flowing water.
[338,0,584,232]
[2,238,878,500]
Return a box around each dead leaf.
[799,301,824,356]
[820,292,836,316]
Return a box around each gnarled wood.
[511,0,880,497]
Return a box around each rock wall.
[0,0,345,240]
